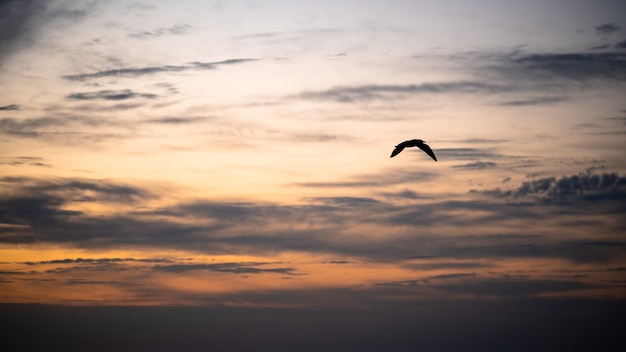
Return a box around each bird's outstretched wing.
[417,143,437,161]
[390,144,405,158]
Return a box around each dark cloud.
[24,258,298,277]
[436,148,503,160]
[433,277,599,297]
[64,279,137,286]
[0,193,80,230]
[456,48,626,91]
[0,104,19,110]
[144,117,208,124]
[0,176,153,205]
[580,241,625,248]
[63,59,259,81]
[615,40,626,49]
[72,102,145,111]
[63,65,189,81]
[376,272,477,287]
[1,172,624,264]
[453,138,507,144]
[595,23,622,35]
[0,156,49,167]
[0,0,90,64]
[321,260,353,264]
[404,261,492,271]
[498,96,568,106]
[295,81,513,103]
[295,169,437,188]
[452,161,498,170]
[590,44,612,50]
[193,58,260,67]
[306,197,381,206]
[0,114,128,141]
[289,132,340,143]
[153,262,297,275]
[129,23,192,39]
[0,0,47,63]
[477,172,626,204]
[23,257,175,265]
[501,52,626,82]
[380,189,433,200]
[0,115,102,132]
[67,89,158,101]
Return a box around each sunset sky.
[1,0,625,350]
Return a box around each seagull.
[390,139,437,161]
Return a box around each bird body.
[390,139,437,161]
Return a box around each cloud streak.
[66,89,158,101]
[153,262,297,275]
[496,52,626,83]
[129,24,192,39]
[595,23,622,36]
[498,96,568,106]
[0,156,49,167]
[295,81,513,102]
[0,115,127,140]
[63,59,259,81]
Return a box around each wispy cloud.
[1,176,154,204]
[595,23,622,36]
[452,161,498,170]
[590,44,611,50]
[446,47,626,94]
[66,89,158,101]
[498,96,568,106]
[0,104,19,110]
[0,115,127,140]
[144,117,209,124]
[23,257,175,265]
[129,24,192,39]
[0,156,49,167]
[295,81,513,103]
[153,262,297,275]
[234,27,342,42]
[295,169,437,188]
[376,272,477,287]
[63,59,259,81]
[497,52,626,83]
[436,148,504,160]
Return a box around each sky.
[1,0,626,350]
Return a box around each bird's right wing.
[417,143,437,161]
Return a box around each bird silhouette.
[390,139,437,161]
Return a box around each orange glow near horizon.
[2,245,625,306]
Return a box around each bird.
[390,139,437,161]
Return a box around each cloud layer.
[2,171,624,265]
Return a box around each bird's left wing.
[390,145,405,158]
